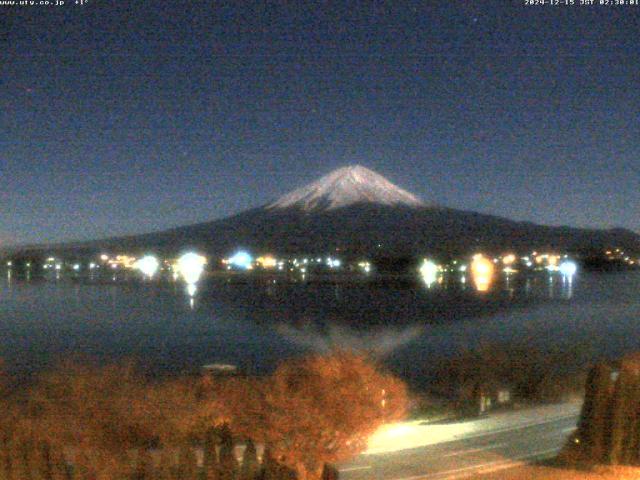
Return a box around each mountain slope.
[4,166,639,258]
[74,204,639,258]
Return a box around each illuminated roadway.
[338,402,581,480]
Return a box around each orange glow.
[108,255,137,269]
[256,255,277,269]
[502,254,516,265]
[471,254,494,292]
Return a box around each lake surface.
[1,271,639,387]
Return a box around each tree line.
[567,352,640,466]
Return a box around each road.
[339,402,581,480]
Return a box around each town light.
[358,261,372,274]
[419,259,439,287]
[256,255,277,268]
[471,254,494,292]
[228,250,253,270]
[502,254,516,265]
[177,252,207,284]
[135,255,160,278]
[327,258,341,268]
[559,260,577,277]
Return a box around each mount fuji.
[266,165,424,211]
[7,165,640,258]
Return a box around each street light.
[419,259,439,288]
[177,252,207,284]
[471,254,495,292]
[559,260,577,278]
[135,255,160,279]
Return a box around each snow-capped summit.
[267,165,425,212]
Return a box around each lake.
[1,271,639,388]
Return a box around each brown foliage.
[23,360,226,478]
[0,353,408,480]
[31,361,209,446]
[222,351,408,480]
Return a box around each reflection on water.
[177,253,207,284]
[504,272,514,298]
[175,252,207,310]
[0,271,639,388]
[186,283,197,296]
[186,283,198,309]
[275,321,425,356]
[562,275,574,299]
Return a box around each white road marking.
[562,426,577,434]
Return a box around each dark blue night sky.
[2,1,639,245]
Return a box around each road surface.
[339,402,581,480]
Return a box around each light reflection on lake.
[0,271,639,388]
